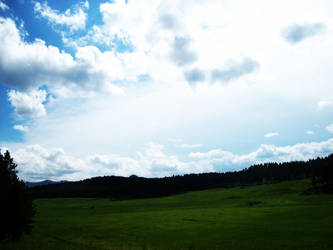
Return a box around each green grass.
[1,179,333,249]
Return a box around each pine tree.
[0,150,35,241]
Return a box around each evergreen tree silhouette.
[0,150,35,241]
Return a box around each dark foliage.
[0,150,35,241]
[30,153,333,199]
[310,154,333,193]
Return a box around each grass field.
[1,179,333,249]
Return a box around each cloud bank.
[5,138,333,181]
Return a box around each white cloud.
[0,17,74,91]
[9,142,211,181]
[12,145,83,181]
[168,138,183,143]
[0,1,9,11]
[264,132,279,138]
[7,138,333,181]
[306,130,314,135]
[189,138,333,170]
[0,17,125,98]
[34,1,88,31]
[2,0,333,182]
[13,125,29,132]
[318,100,333,110]
[64,1,203,83]
[176,144,202,149]
[89,142,190,178]
[8,90,46,117]
[326,124,333,133]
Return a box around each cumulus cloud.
[211,57,259,83]
[282,23,325,44]
[0,1,9,11]
[88,142,214,178]
[13,145,81,181]
[264,132,279,138]
[170,36,198,66]
[0,17,74,91]
[189,138,333,170]
[184,68,205,84]
[0,17,125,97]
[34,1,89,31]
[136,142,189,176]
[72,0,146,48]
[13,125,29,132]
[326,124,333,133]
[8,90,46,117]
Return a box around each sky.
[0,0,333,181]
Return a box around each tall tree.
[0,150,34,241]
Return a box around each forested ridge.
[30,153,333,199]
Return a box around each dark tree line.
[0,150,34,241]
[30,153,333,199]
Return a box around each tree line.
[30,153,333,199]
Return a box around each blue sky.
[0,0,333,181]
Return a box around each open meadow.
[1,179,333,250]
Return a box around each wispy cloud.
[306,130,314,135]
[168,138,183,143]
[264,132,279,138]
[318,100,333,110]
[0,1,9,11]
[282,23,325,44]
[170,36,198,66]
[176,144,202,149]
[326,124,333,133]
[34,1,89,31]
[13,125,29,133]
[184,68,205,84]
[211,57,259,83]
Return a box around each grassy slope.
[1,179,333,250]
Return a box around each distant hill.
[25,180,68,188]
[29,153,333,199]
